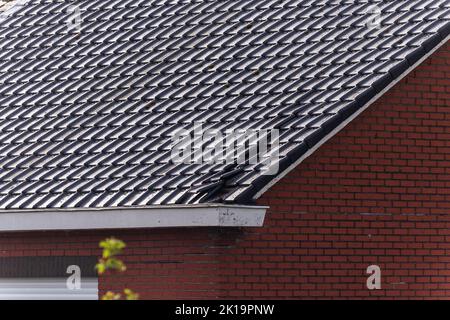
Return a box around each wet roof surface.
[0,0,449,209]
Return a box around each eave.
[0,204,267,231]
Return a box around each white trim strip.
[0,204,267,231]
[253,34,450,200]
[0,278,98,300]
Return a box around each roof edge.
[0,204,267,231]
[237,28,450,204]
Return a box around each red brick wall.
[0,229,225,299]
[241,40,450,299]
[0,41,448,300]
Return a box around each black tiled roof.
[0,0,448,209]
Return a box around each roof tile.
[0,0,449,208]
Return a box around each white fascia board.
[0,204,267,231]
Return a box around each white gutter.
[0,204,267,232]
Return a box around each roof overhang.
[0,204,267,232]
